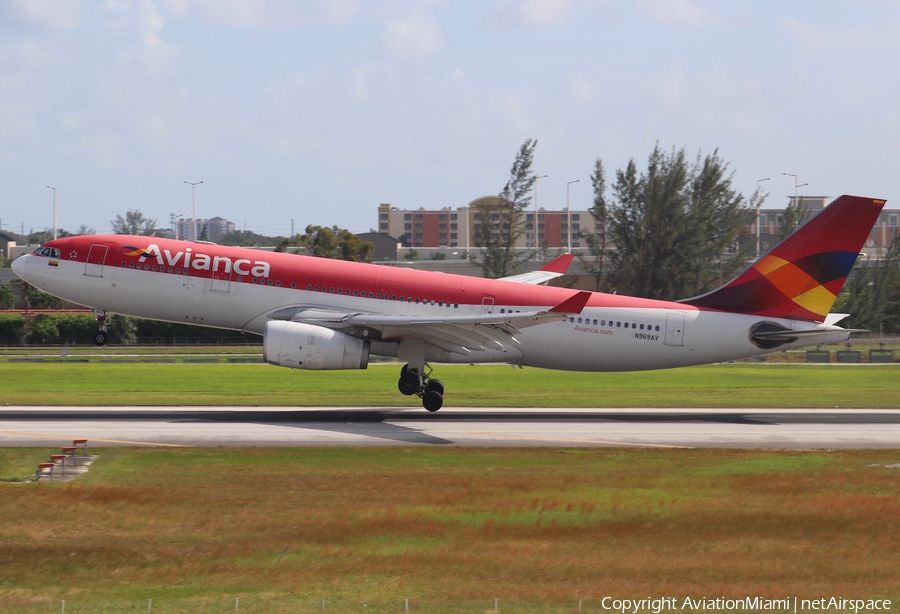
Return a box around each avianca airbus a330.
[12,195,885,411]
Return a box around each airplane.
[11,195,885,411]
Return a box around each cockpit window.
[33,247,45,256]
[34,247,60,258]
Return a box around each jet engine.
[264,321,369,370]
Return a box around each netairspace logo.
[600,597,891,613]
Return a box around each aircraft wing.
[497,253,574,285]
[271,291,591,356]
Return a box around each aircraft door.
[481,297,495,314]
[664,312,685,347]
[210,268,231,293]
[84,244,108,278]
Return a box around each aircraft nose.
[11,255,28,280]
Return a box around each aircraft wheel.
[93,330,109,347]
[422,390,443,412]
[398,374,420,396]
[424,379,444,396]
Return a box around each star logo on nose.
[69,251,78,259]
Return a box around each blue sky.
[1,0,898,238]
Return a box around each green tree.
[605,144,751,301]
[405,249,419,261]
[276,225,373,263]
[779,198,812,240]
[578,158,609,291]
[27,314,60,343]
[108,314,137,345]
[0,283,15,309]
[111,210,157,235]
[19,281,64,309]
[836,240,900,334]
[478,139,538,278]
[0,313,26,343]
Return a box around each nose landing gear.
[93,309,109,346]
[398,363,444,412]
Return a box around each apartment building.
[378,196,599,251]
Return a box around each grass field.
[1,447,898,613]
[0,362,898,407]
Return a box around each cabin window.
[655,325,660,331]
[275,281,281,287]
[329,287,335,293]
[152,266,157,271]
[314,285,319,291]
[616,322,621,327]
[399,296,404,301]
[376,293,382,299]
[337,288,343,294]
[392,295,397,301]
[236,276,242,282]
[368,292,374,298]
[640,324,644,330]
[593,319,597,325]
[501,309,505,314]
[122,262,127,267]
[454,303,458,308]
[168,267,173,273]
[415,298,420,303]
[570,317,574,322]
[632,323,636,329]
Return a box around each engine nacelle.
[264,321,369,370]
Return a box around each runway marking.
[0,430,189,447]
[467,431,691,449]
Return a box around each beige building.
[378,196,599,251]
[749,196,899,257]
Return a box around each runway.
[2,407,900,448]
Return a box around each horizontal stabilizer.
[498,254,574,285]
[549,291,591,314]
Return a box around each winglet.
[549,291,591,314]
[540,253,574,274]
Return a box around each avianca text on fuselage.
[136,243,271,279]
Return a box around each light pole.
[566,179,580,254]
[783,173,809,234]
[47,186,57,240]
[184,181,203,241]
[533,174,547,248]
[755,177,770,257]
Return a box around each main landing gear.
[398,364,444,412]
[93,309,109,346]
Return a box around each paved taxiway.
[2,407,900,448]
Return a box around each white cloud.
[381,15,443,59]
[639,0,717,28]
[100,0,179,69]
[780,15,900,49]
[490,0,573,28]
[568,70,593,103]
[158,0,360,28]
[0,0,88,31]
[518,0,572,27]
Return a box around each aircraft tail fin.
[681,195,886,322]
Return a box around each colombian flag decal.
[49,260,59,267]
